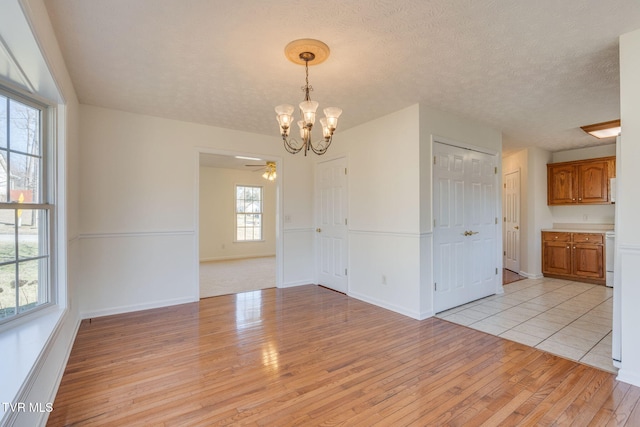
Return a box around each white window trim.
[235,184,264,242]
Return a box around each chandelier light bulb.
[323,107,342,131]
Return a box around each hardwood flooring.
[48,285,640,426]
[503,268,526,285]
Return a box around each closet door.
[433,142,498,313]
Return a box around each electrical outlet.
[583,214,589,221]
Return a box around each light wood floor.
[49,286,640,426]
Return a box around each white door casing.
[433,142,498,313]
[503,170,521,273]
[315,157,348,293]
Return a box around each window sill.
[0,306,66,419]
[233,240,266,243]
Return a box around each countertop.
[542,223,614,234]
[542,229,611,233]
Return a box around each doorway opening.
[197,151,282,298]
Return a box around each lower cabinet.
[542,231,605,285]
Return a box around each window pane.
[9,152,40,203]
[18,258,46,313]
[18,209,45,259]
[9,99,40,156]
[0,210,15,263]
[237,228,245,241]
[0,96,6,149]
[0,263,16,319]
[0,150,7,203]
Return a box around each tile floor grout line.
[438,278,614,372]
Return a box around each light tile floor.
[436,277,616,373]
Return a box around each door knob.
[514,226,519,230]
[316,228,322,233]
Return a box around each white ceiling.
[44,0,640,155]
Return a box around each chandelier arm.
[308,136,332,155]
[282,136,305,155]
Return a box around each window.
[0,88,52,323]
[236,185,263,241]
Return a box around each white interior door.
[503,170,521,273]
[433,142,498,313]
[315,157,348,293]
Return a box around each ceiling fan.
[245,161,277,181]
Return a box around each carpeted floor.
[199,256,276,298]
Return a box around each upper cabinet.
[547,156,615,205]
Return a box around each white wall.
[331,104,501,319]
[331,105,422,317]
[528,147,554,276]
[617,28,640,388]
[199,166,276,261]
[77,105,314,317]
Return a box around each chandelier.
[262,161,277,181]
[275,39,342,156]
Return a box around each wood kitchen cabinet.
[542,231,605,285]
[547,156,615,205]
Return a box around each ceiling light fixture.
[275,39,342,156]
[262,161,277,181]
[580,119,621,139]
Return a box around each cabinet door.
[573,243,604,279]
[579,161,609,204]
[543,241,572,275]
[548,164,576,205]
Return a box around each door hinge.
[504,251,506,256]
[495,167,498,174]
[504,217,506,222]
[495,217,498,224]
[345,268,348,275]
[434,219,436,227]
[345,218,348,225]
[496,268,498,275]
[345,167,347,175]
[434,156,436,165]
[434,282,437,291]
[504,183,506,189]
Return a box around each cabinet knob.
[567,246,570,249]
[578,198,582,201]
[586,237,589,240]
[572,198,576,201]
[555,236,558,239]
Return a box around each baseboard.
[348,290,421,320]
[280,280,314,289]
[80,296,198,320]
[616,368,640,388]
[520,271,543,279]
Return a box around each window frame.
[0,85,55,326]
[235,184,264,242]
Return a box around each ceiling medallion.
[275,39,342,156]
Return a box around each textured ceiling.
[44,0,640,154]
